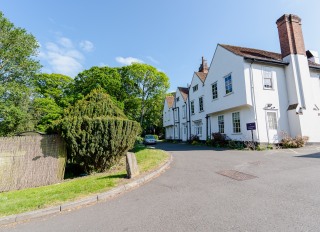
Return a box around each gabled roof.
[220,44,320,70]
[195,72,207,83]
[165,95,174,108]
[177,87,189,102]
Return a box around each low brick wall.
[0,134,67,192]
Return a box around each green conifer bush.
[59,88,140,173]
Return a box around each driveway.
[2,143,320,232]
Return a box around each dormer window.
[193,84,198,92]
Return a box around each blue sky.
[2,0,320,92]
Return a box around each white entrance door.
[181,124,187,141]
[266,111,279,143]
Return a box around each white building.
[163,14,320,143]
[163,95,175,140]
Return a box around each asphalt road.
[2,143,320,232]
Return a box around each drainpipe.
[187,95,192,140]
[185,102,188,140]
[205,114,209,140]
[249,60,260,142]
[177,107,180,140]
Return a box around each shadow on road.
[154,142,227,152]
[295,152,320,159]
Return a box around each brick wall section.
[276,14,306,58]
[0,135,67,192]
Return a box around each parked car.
[143,135,157,145]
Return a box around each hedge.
[59,89,141,173]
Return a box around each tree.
[0,83,34,136]
[119,63,170,131]
[0,12,41,136]
[33,73,74,107]
[59,88,140,173]
[73,66,124,108]
[0,11,40,85]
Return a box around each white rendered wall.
[284,54,320,142]
[189,73,207,140]
[244,62,290,143]
[209,106,256,141]
[174,89,189,141]
[204,45,249,116]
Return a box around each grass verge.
[0,147,169,217]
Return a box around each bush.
[210,132,228,147]
[187,134,200,144]
[59,88,141,173]
[281,134,309,148]
[227,140,244,150]
[135,136,143,144]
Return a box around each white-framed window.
[182,105,186,118]
[194,122,202,137]
[224,74,233,95]
[218,115,224,133]
[263,68,273,89]
[174,108,178,121]
[232,112,241,133]
[191,101,195,114]
[193,84,198,92]
[267,112,278,129]
[199,97,204,112]
[212,82,218,99]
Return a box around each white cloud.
[40,36,85,77]
[98,62,109,67]
[146,56,159,64]
[115,56,144,66]
[79,40,94,52]
[58,37,73,48]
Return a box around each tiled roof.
[220,44,283,62]
[165,95,174,108]
[178,87,189,102]
[195,72,207,83]
[220,44,320,70]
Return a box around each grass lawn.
[0,147,169,217]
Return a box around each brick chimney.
[198,56,208,73]
[276,14,306,58]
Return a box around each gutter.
[244,57,289,66]
[309,65,320,71]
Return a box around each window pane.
[225,75,233,94]
[191,101,194,114]
[264,78,272,89]
[232,112,241,133]
[267,112,278,130]
[212,82,218,99]
[199,97,204,111]
[218,115,224,133]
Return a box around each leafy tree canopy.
[119,63,170,130]
[0,11,40,85]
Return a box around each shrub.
[227,140,244,150]
[135,136,143,144]
[59,88,141,173]
[210,132,228,147]
[281,134,309,148]
[187,134,200,144]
